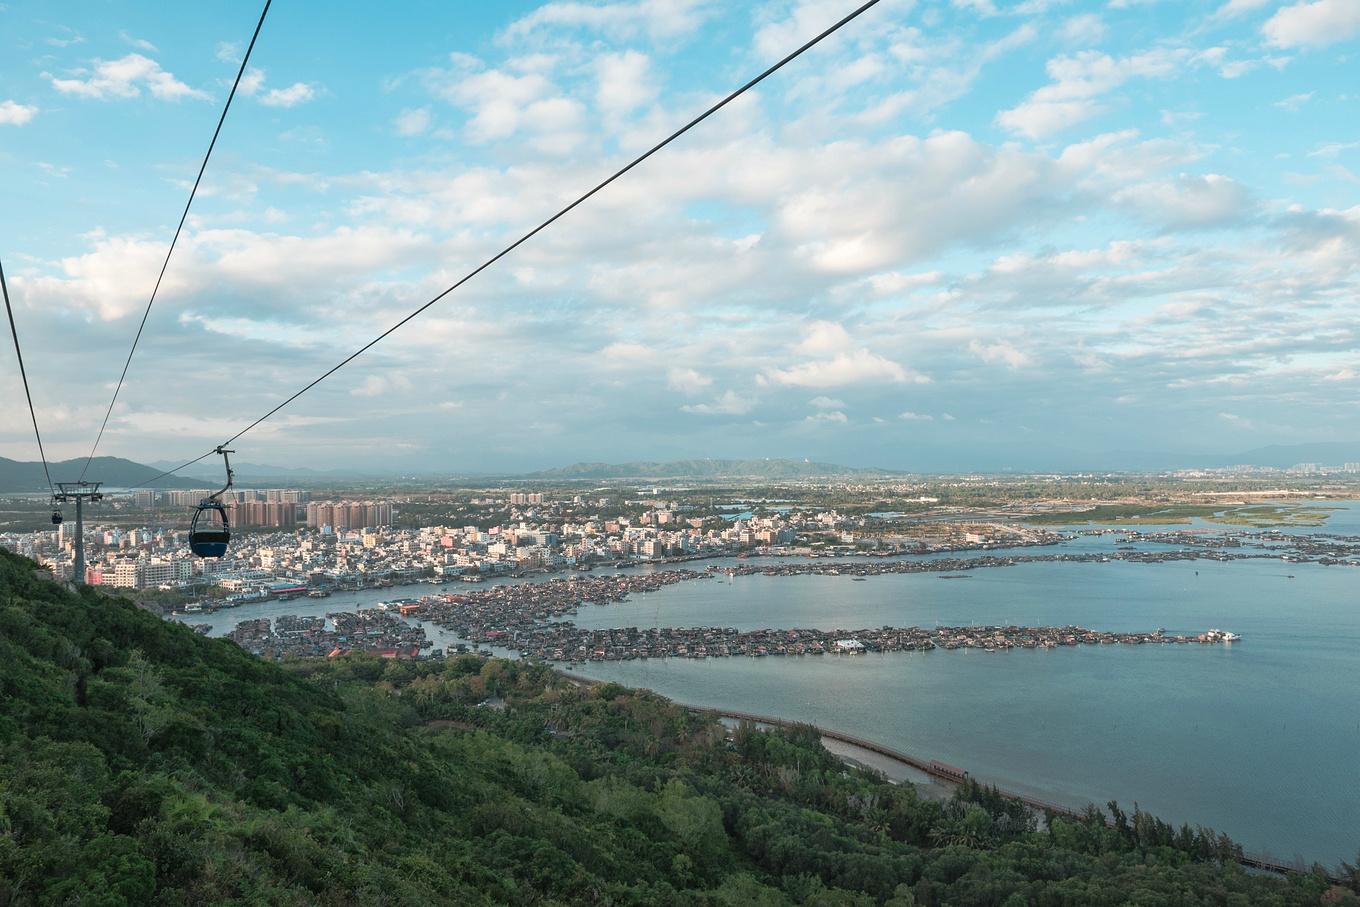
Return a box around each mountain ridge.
[5,441,1360,489]
[0,455,200,492]
[523,458,899,480]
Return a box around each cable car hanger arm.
[206,446,235,502]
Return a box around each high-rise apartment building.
[305,501,393,530]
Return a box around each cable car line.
[128,0,885,494]
[129,449,219,491]
[1,256,55,495]
[77,0,272,483]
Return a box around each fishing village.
[212,609,432,660]
[188,529,1360,664]
[207,564,1242,663]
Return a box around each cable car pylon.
[53,481,102,584]
[189,447,235,558]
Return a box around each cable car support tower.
[54,481,103,586]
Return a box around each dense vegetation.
[1,548,1355,905]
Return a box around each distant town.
[2,470,1359,607]
[0,484,1065,599]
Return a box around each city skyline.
[3,0,1360,474]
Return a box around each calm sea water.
[567,511,1360,868]
[183,503,1360,867]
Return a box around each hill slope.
[0,549,1349,905]
[0,455,200,492]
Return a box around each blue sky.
[2,0,1359,473]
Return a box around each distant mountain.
[1215,443,1360,468]
[149,460,373,483]
[524,458,899,480]
[0,456,200,492]
[1094,442,1360,472]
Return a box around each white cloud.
[1263,0,1360,47]
[774,132,1059,274]
[351,373,414,397]
[505,0,713,42]
[394,107,432,136]
[969,339,1034,369]
[435,65,584,147]
[595,50,655,115]
[681,391,754,415]
[120,31,158,52]
[11,1,1360,469]
[859,21,1035,123]
[0,100,37,125]
[1116,173,1252,228]
[17,225,437,322]
[952,0,998,13]
[260,82,317,108]
[794,320,853,355]
[1211,0,1273,20]
[1310,141,1360,158]
[1160,109,1202,127]
[764,349,926,388]
[1059,14,1107,44]
[239,67,265,96]
[1273,91,1313,111]
[805,410,849,423]
[997,48,1188,139]
[600,342,656,365]
[864,271,943,295]
[45,30,85,49]
[46,53,206,101]
[667,367,712,394]
[753,0,895,61]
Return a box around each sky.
[1,0,1359,474]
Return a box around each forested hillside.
[0,547,1354,905]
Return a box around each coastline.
[554,668,1339,883]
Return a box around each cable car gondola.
[51,507,63,525]
[189,447,234,558]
